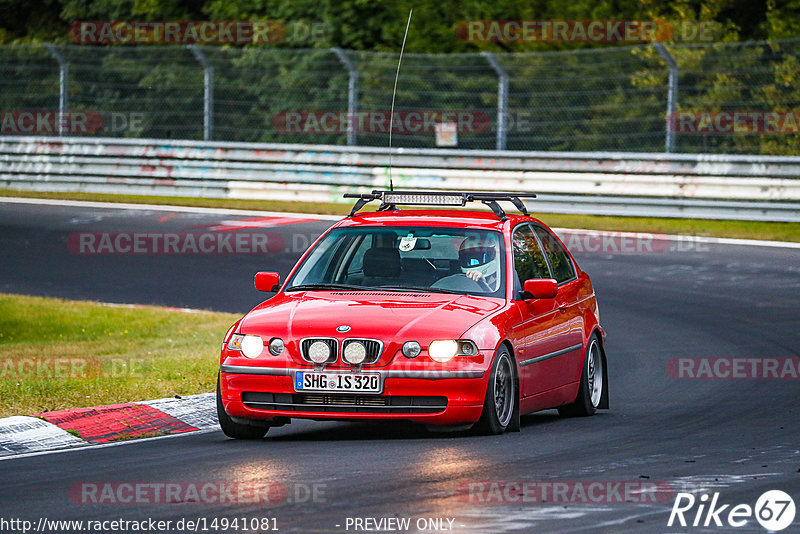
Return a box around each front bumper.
[219,365,488,426]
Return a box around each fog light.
[428,340,458,363]
[240,335,264,359]
[343,341,366,365]
[459,341,477,356]
[308,341,331,364]
[402,341,421,358]
[268,338,284,356]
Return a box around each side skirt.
[520,382,579,415]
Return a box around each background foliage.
[1,0,798,154]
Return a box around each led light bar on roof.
[343,190,537,219]
[382,192,464,206]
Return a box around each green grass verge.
[0,293,239,417]
[2,188,799,242]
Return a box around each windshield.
[286,227,506,298]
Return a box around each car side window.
[533,226,576,284]
[512,225,551,290]
[345,234,372,276]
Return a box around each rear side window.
[533,226,576,283]
[512,225,550,284]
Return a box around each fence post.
[653,43,678,153]
[44,44,68,136]
[332,47,358,146]
[481,52,509,151]
[188,45,214,141]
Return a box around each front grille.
[299,338,338,364]
[342,338,383,364]
[242,392,447,414]
[301,394,387,406]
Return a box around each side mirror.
[254,272,280,292]
[523,278,558,299]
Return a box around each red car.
[217,191,607,438]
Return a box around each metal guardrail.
[1,136,799,221]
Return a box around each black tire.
[558,336,605,417]
[474,346,517,435]
[216,375,270,440]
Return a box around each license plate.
[294,371,382,394]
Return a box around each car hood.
[238,290,505,342]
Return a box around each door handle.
[557,301,568,311]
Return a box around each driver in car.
[460,236,500,291]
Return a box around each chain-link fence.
[2,39,799,154]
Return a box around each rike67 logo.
[669,490,795,531]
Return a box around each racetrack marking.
[553,508,675,533]
[142,393,217,430]
[0,427,219,462]
[669,473,785,494]
[0,196,341,221]
[458,505,614,532]
[37,403,198,443]
[97,301,209,313]
[551,227,800,250]
[0,394,216,461]
[204,216,320,231]
[1,196,797,249]
[0,416,86,457]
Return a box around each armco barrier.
[1,136,799,221]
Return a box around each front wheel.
[474,346,517,435]
[558,336,605,417]
[217,375,270,439]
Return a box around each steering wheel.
[459,268,494,291]
[472,274,493,292]
[431,273,492,292]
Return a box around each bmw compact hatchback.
[217,191,607,438]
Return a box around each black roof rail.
[343,190,537,220]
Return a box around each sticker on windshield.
[398,234,417,252]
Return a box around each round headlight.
[428,340,458,363]
[307,341,331,364]
[268,338,284,356]
[402,341,421,359]
[240,335,264,359]
[343,341,366,365]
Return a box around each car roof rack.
[343,190,537,220]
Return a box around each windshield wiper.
[285,283,377,292]
[376,285,462,295]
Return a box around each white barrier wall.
[2,136,799,221]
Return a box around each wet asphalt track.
[0,199,799,533]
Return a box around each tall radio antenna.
[388,8,413,192]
